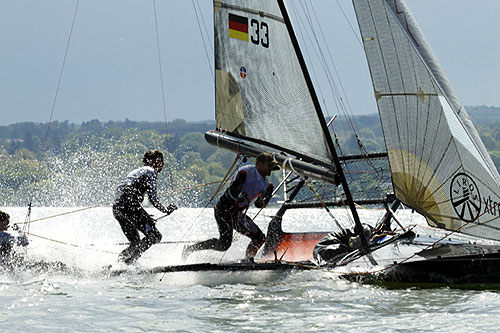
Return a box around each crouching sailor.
[0,210,28,268]
[113,150,177,265]
[183,152,280,262]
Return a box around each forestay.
[352,0,500,239]
[213,0,333,164]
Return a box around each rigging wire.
[290,1,379,198]
[295,1,352,124]
[334,0,363,48]
[300,1,346,119]
[24,0,81,239]
[301,174,346,234]
[307,0,362,133]
[152,0,179,206]
[195,0,214,58]
[301,1,389,191]
[153,0,170,146]
[191,0,214,80]
[295,0,381,170]
[288,1,356,209]
[287,2,333,118]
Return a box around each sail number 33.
[250,19,269,48]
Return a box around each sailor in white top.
[113,150,177,265]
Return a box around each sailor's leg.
[113,204,141,262]
[182,207,233,260]
[234,213,266,260]
[113,204,141,243]
[123,209,162,264]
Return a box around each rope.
[152,0,181,208]
[191,0,214,80]
[209,154,242,203]
[14,203,110,226]
[27,232,117,255]
[251,171,293,222]
[23,0,81,238]
[14,179,229,226]
[289,163,346,234]
[153,0,169,144]
[27,231,198,256]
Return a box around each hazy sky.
[1,0,499,125]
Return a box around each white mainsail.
[214,0,333,164]
[352,0,500,239]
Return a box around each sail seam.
[414,86,433,202]
[371,0,406,208]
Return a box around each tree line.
[1,106,499,207]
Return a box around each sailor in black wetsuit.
[182,152,279,262]
[113,150,177,265]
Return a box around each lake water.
[1,207,500,332]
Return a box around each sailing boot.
[118,244,141,265]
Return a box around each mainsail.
[214,0,333,164]
[352,0,500,239]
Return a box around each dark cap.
[256,152,280,170]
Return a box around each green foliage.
[2,108,500,207]
[478,129,498,151]
[175,132,216,160]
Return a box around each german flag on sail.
[228,13,248,42]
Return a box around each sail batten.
[353,0,500,240]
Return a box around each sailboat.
[200,0,500,286]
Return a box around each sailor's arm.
[147,172,177,215]
[255,184,274,208]
[220,170,247,206]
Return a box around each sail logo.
[450,173,481,222]
[228,13,248,42]
[483,196,500,217]
[240,66,247,79]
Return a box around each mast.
[276,0,367,243]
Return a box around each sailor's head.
[0,210,10,231]
[256,152,280,177]
[143,150,164,173]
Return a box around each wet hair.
[0,210,9,222]
[143,150,164,166]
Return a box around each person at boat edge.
[113,149,177,265]
[182,152,280,262]
[0,210,29,267]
